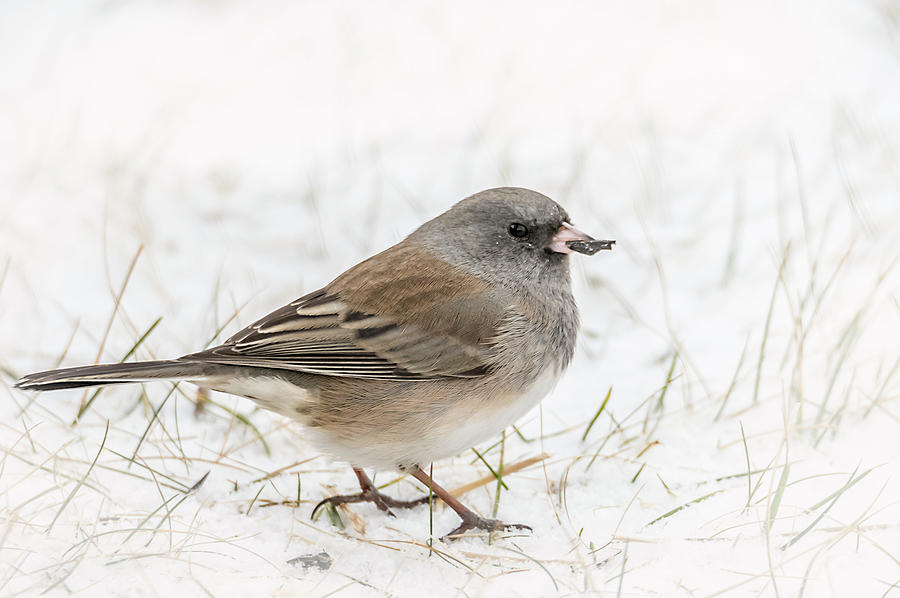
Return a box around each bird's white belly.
[413,367,561,464]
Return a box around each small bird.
[15,187,614,539]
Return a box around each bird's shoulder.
[329,241,514,346]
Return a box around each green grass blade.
[582,386,612,442]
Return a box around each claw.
[442,514,532,541]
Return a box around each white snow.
[1,1,899,596]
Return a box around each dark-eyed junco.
[15,187,614,539]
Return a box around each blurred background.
[1,2,898,596]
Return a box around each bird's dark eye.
[508,222,529,238]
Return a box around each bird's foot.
[311,487,429,520]
[442,513,532,541]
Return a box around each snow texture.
[1,1,899,596]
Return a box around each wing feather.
[185,258,509,380]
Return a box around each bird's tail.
[14,360,208,391]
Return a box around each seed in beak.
[565,239,616,255]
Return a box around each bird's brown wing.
[184,243,511,380]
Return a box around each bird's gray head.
[410,187,595,289]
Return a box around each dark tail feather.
[14,360,208,391]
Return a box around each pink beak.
[547,222,595,254]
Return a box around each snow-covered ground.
[1,1,899,596]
